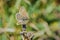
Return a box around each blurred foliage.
[0,0,60,40]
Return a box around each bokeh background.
[0,0,60,40]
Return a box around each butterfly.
[16,6,29,25]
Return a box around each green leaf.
[56,5,60,12]
[0,17,2,27]
[36,23,45,30]
[2,34,8,40]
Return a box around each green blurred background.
[0,0,60,40]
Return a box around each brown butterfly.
[16,6,29,25]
